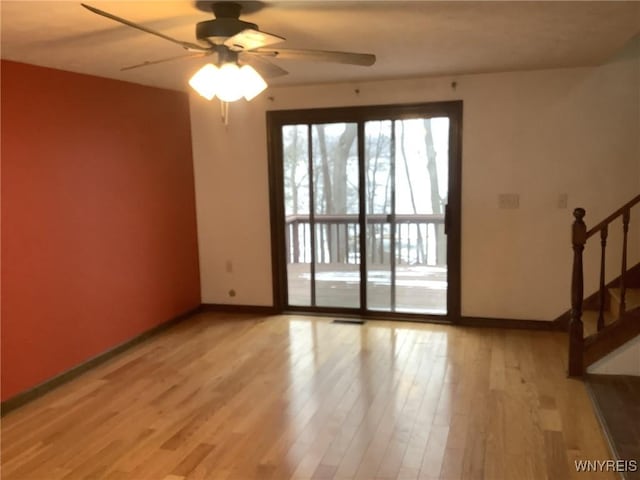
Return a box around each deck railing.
[285,213,445,265]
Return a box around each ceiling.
[2,1,639,92]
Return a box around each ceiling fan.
[81,2,376,78]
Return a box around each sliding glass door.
[283,122,360,309]
[364,118,450,314]
[269,102,461,320]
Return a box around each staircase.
[568,194,640,376]
[581,281,640,338]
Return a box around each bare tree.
[398,121,425,264]
[314,123,357,263]
[424,119,446,265]
[365,123,391,264]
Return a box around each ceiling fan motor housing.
[196,18,258,45]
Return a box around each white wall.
[190,40,640,321]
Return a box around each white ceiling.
[2,1,639,92]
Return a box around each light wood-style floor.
[2,313,616,480]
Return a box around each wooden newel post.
[569,208,587,376]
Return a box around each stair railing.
[569,194,640,376]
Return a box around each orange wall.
[1,61,201,401]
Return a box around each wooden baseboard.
[459,316,562,331]
[202,305,558,330]
[1,306,200,416]
[199,303,279,315]
[553,311,571,331]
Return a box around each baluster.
[349,223,353,264]
[316,223,326,264]
[373,224,377,264]
[338,223,340,263]
[353,224,357,263]
[415,223,419,264]
[569,208,587,376]
[398,224,402,265]
[336,223,342,263]
[425,223,430,265]
[404,223,408,265]
[420,223,424,264]
[620,209,630,316]
[342,223,346,264]
[334,223,344,263]
[405,224,409,265]
[320,224,324,264]
[325,223,329,264]
[411,224,415,264]
[412,224,417,264]
[335,222,338,263]
[344,224,349,264]
[335,222,339,263]
[292,221,298,263]
[379,224,384,264]
[413,223,418,264]
[308,222,312,263]
[404,224,408,264]
[291,223,295,263]
[354,224,358,263]
[597,226,608,330]
[325,223,330,264]
[349,223,352,264]
[302,223,306,263]
[285,222,291,263]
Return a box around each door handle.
[444,204,450,235]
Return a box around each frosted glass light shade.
[240,65,267,101]
[215,63,244,102]
[189,62,267,102]
[188,64,218,100]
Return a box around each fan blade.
[121,53,212,71]
[224,29,285,52]
[239,53,288,79]
[81,4,209,52]
[249,48,376,66]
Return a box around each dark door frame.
[266,101,462,323]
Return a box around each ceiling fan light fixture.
[82,3,376,102]
[239,64,268,101]
[189,62,267,102]
[189,63,219,100]
[215,63,244,102]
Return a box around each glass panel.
[283,115,450,315]
[394,118,449,314]
[365,120,393,311]
[312,123,360,308]
[283,125,311,306]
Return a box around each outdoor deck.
[287,262,447,314]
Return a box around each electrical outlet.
[225,260,233,273]
[498,193,520,209]
[228,289,236,297]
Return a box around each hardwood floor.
[1,312,617,480]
